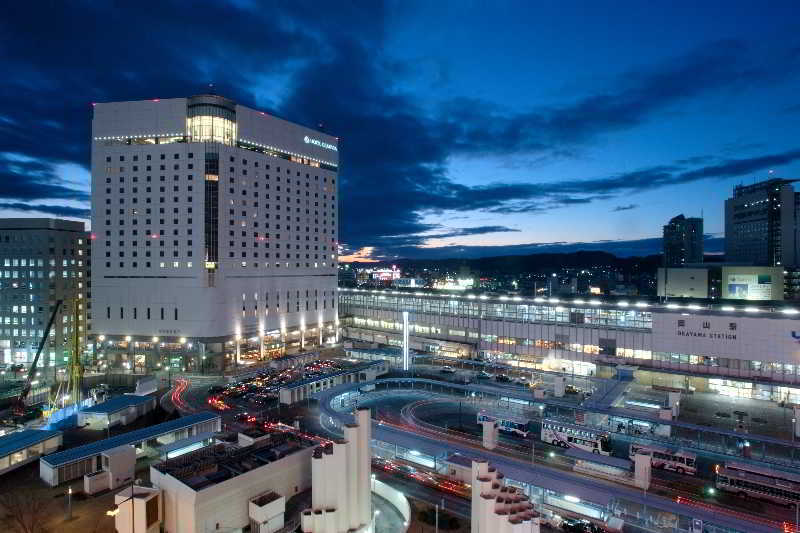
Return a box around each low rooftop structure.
[152,428,316,491]
[150,427,318,533]
[78,394,157,429]
[0,429,62,476]
[40,412,220,486]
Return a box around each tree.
[0,488,53,533]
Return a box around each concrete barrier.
[372,478,410,531]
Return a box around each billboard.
[726,273,772,300]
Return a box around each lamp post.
[107,483,136,533]
[66,485,72,520]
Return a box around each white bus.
[477,410,530,438]
[541,419,611,455]
[629,444,696,475]
[715,461,800,506]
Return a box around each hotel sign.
[304,135,337,152]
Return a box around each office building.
[725,178,797,266]
[662,214,703,266]
[90,95,339,366]
[0,219,89,367]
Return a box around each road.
[165,361,795,528]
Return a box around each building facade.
[657,265,784,301]
[0,219,89,367]
[90,95,339,363]
[339,288,800,402]
[725,178,797,266]
[662,214,703,266]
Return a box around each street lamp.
[107,482,137,533]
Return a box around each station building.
[90,95,339,370]
[339,288,800,403]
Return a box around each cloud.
[437,40,799,156]
[0,202,89,218]
[0,5,798,258]
[0,153,88,202]
[360,225,522,249]
[613,204,638,212]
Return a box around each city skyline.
[1,2,799,261]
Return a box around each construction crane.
[47,299,85,420]
[12,299,63,418]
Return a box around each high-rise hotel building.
[90,95,338,360]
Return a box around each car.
[395,464,416,475]
[565,384,581,395]
[514,377,529,386]
[440,366,456,374]
[495,374,512,383]
[476,371,492,379]
[233,412,251,422]
[562,518,602,533]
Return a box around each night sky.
[1,1,799,261]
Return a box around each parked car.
[440,366,456,374]
[514,377,529,386]
[476,371,492,379]
[562,518,603,533]
[495,374,512,383]
[565,384,582,395]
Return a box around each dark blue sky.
[1,1,798,260]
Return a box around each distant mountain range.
[348,236,724,273]
[364,235,724,261]
[350,249,725,275]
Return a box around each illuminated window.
[187,100,236,145]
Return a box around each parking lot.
[206,358,368,413]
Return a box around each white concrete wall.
[105,445,136,490]
[372,479,410,530]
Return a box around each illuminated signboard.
[304,135,337,152]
